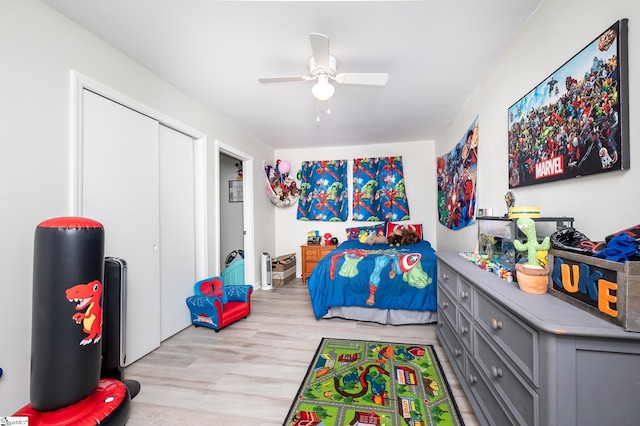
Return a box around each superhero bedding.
[307,239,438,325]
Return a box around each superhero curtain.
[437,116,479,230]
[352,156,411,222]
[297,160,348,221]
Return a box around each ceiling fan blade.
[334,73,389,86]
[309,33,330,70]
[258,76,309,84]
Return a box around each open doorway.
[219,153,244,267]
[215,141,255,286]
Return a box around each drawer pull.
[491,366,503,378]
[443,273,449,281]
[442,301,449,308]
[438,321,443,327]
[468,374,478,384]
[491,318,503,330]
[460,326,468,335]
[454,349,462,357]
[460,291,469,299]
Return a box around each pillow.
[346,223,386,242]
[386,222,423,239]
[198,276,227,303]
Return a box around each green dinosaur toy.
[513,217,551,267]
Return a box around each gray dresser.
[436,252,640,426]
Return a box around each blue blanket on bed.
[307,240,438,319]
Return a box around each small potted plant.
[513,217,551,294]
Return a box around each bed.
[306,239,438,325]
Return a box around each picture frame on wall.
[507,19,629,188]
[229,180,243,202]
[436,115,479,230]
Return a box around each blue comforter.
[307,240,438,319]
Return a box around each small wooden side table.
[300,244,336,283]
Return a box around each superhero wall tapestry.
[508,19,629,188]
[437,115,478,230]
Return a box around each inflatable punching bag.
[30,217,104,412]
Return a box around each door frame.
[70,71,208,279]
[214,140,255,285]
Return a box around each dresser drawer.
[303,260,318,271]
[438,260,457,294]
[459,310,473,352]
[437,286,457,328]
[304,249,320,260]
[475,329,538,425]
[458,277,473,314]
[475,290,539,385]
[466,357,516,426]
[437,315,465,374]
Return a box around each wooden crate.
[548,249,640,332]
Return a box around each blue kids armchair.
[185,276,253,331]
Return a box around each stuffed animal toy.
[401,229,422,245]
[387,229,422,246]
[365,234,388,245]
[387,229,404,246]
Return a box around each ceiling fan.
[258,33,389,102]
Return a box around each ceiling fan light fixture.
[312,74,335,101]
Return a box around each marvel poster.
[437,116,478,230]
[508,19,629,188]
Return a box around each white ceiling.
[42,0,542,149]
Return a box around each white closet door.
[82,90,161,366]
[159,125,196,340]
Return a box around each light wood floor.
[124,278,479,425]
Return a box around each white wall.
[274,140,437,277]
[435,0,639,253]
[0,0,274,413]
